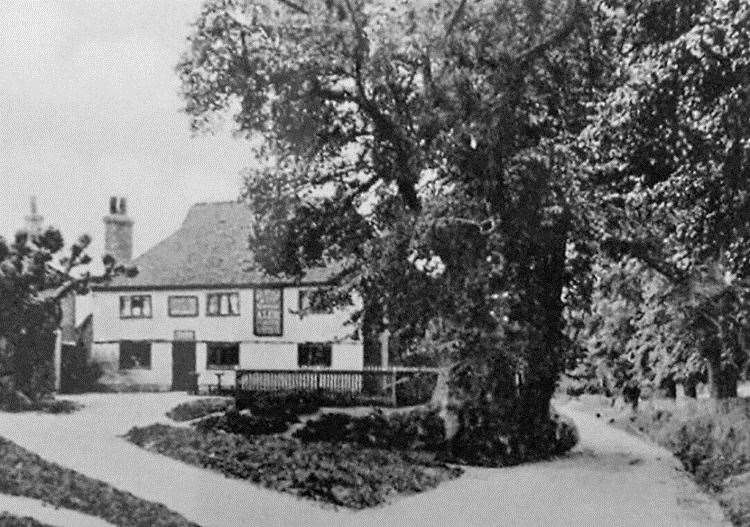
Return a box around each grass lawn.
[570,394,750,527]
[0,436,197,527]
[126,422,463,509]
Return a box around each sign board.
[254,288,283,336]
[168,296,199,317]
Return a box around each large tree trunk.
[706,352,738,399]
[520,223,568,421]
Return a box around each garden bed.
[0,436,197,527]
[125,423,462,509]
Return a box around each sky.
[0,0,254,259]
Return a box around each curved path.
[0,393,729,527]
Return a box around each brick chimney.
[103,196,133,263]
[24,196,44,236]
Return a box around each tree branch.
[273,0,309,15]
[515,0,582,67]
[445,0,468,37]
[600,238,686,283]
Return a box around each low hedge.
[125,423,462,509]
[294,408,446,451]
[234,390,392,419]
[0,436,197,526]
[166,398,233,422]
[194,410,289,436]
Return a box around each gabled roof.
[95,201,332,291]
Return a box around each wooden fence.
[233,367,441,406]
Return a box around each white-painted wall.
[91,286,363,391]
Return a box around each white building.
[89,198,363,392]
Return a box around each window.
[207,342,239,368]
[254,288,283,336]
[297,342,332,367]
[206,292,239,316]
[119,341,151,369]
[168,296,198,317]
[298,289,333,315]
[119,295,152,318]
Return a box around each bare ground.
[0,393,730,527]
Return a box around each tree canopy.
[178,0,750,461]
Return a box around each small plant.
[193,410,289,437]
[166,398,232,422]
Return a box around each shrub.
[634,403,750,491]
[394,373,437,406]
[446,401,579,467]
[0,388,80,414]
[0,513,51,527]
[125,423,462,509]
[294,408,446,451]
[59,343,103,394]
[166,398,233,422]
[193,410,289,436]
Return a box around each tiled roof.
[96,201,333,290]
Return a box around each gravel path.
[0,393,730,527]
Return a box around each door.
[171,331,196,391]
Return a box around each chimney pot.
[24,195,44,235]
[104,196,133,262]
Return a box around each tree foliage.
[0,228,134,403]
[571,0,750,399]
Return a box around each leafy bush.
[193,410,289,436]
[0,436,197,526]
[0,513,52,527]
[395,373,437,406]
[294,408,446,451]
[446,402,579,467]
[166,398,233,422]
[59,342,103,394]
[125,423,462,509]
[0,389,80,414]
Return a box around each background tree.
[0,228,134,406]
[572,0,750,399]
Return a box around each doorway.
[171,330,196,391]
